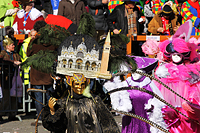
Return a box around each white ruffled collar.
[16,8,43,21]
[126,76,151,88]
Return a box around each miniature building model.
[56,33,111,79]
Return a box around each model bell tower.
[100,31,111,74]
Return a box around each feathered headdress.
[159,20,200,63]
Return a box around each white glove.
[5,8,19,16]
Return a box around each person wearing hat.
[103,56,166,133]
[42,73,120,133]
[0,36,21,121]
[107,0,145,56]
[12,0,44,34]
[0,36,21,65]
[0,0,21,27]
[107,0,143,35]
[148,5,180,35]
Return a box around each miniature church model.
[56,33,111,79]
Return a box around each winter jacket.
[107,4,142,35]
[19,37,31,85]
[87,0,108,30]
[58,0,86,26]
[148,10,180,35]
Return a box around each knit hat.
[162,5,173,16]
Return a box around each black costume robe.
[42,94,120,133]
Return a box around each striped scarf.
[126,6,138,36]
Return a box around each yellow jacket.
[19,37,31,85]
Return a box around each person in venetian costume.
[39,29,121,132]
[104,56,167,133]
[20,12,128,132]
[154,20,200,133]
[12,0,44,35]
[42,73,120,133]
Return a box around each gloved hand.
[48,97,57,115]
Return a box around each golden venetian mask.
[66,73,90,95]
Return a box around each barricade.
[0,59,22,121]
[0,60,47,121]
[0,34,47,122]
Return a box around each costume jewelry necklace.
[23,9,32,26]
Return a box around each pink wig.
[141,39,160,55]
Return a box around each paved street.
[0,112,122,133]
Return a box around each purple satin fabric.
[122,77,153,133]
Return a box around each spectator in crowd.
[12,0,44,35]
[181,0,200,35]
[148,5,180,35]
[58,0,86,26]
[0,0,21,27]
[0,36,21,121]
[29,29,37,39]
[4,26,19,52]
[27,22,55,126]
[19,20,46,85]
[143,0,154,34]
[108,0,124,13]
[19,29,37,92]
[107,0,144,56]
[107,0,143,36]
[87,0,109,41]
[152,0,178,15]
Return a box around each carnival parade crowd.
[0,0,200,133]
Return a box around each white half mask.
[172,54,182,64]
[131,69,144,80]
